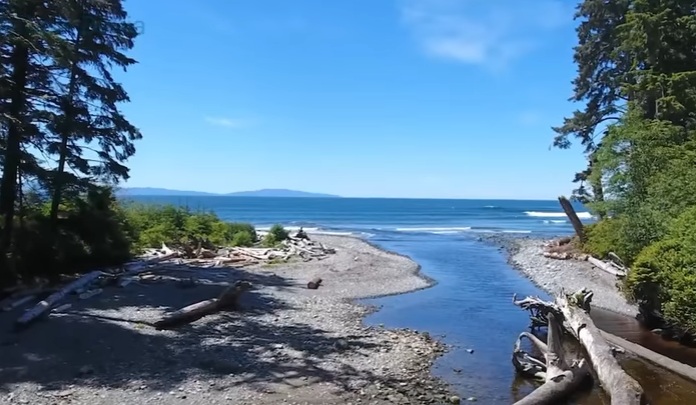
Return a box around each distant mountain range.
[117,187,341,198]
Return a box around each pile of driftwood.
[512,288,644,404]
[172,236,337,268]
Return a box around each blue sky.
[118,0,587,199]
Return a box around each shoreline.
[0,234,455,405]
[486,234,639,318]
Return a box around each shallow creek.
[364,235,696,404]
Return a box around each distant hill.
[117,187,218,197]
[117,187,340,198]
[225,189,339,198]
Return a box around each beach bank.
[500,236,639,317]
[0,234,457,405]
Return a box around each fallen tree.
[512,288,644,405]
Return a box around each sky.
[117,0,588,200]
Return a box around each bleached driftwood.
[16,270,104,327]
[587,256,627,277]
[559,290,643,404]
[512,313,590,405]
[513,289,644,405]
[543,251,572,260]
[121,243,179,275]
[154,280,252,330]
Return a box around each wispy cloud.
[399,0,572,70]
[204,116,251,129]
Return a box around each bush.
[627,207,696,331]
[122,203,257,251]
[232,230,254,247]
[4,191,258,286]
[10,186,136,283]
[269,224,289,242]
[583,206,667,264]
[583,219,627,259]
[228,222,257,242]
[261,232,279,248]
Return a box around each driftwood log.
[154,280,252,330]
[512,313,590,405]
[587,256,628,277]
[558,196,586,243]
[513,288,644,405]
[307,277,322,289]
[16,271,104,327]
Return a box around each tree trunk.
[558,196,586,242]
[0,9,32,284]
[558,291,644,404]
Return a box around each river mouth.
[363,235,696,404]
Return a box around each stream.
[364,234,696,404]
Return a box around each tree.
[552,0,632,209]
[0,0,55,280]
[44,0,141,230]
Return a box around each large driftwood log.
[154,280,252,329]
[559,290,643,404]
[16,271,104,327]
[513,289,644,405]
[558,196,586,243]
[587,256,627,277]
[513,313,590,405]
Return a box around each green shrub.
[269,224,289,242]
[584,206,667,264]
[261,232,279,248]
[228,222,257,242]
[583,219,626,259]
[626,207,696,331]
[121,203,256,251]
[232,230,254,247]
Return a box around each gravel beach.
[0,235,456,405]
[502,237,639,318]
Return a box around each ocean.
[127,196,591,238]
[128,196,599,402]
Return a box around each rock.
[466,397,477,402]
[449,395,461,404]
[466,349,474,354]
[334,339,350,350]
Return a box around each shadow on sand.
[0,263,393,396]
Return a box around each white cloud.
[399,0,572,70]
[204,117,250,129]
